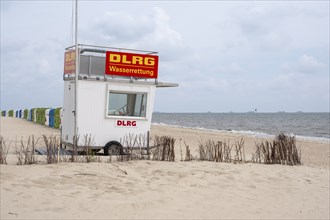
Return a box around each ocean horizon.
[152,112,330,142]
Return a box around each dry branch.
[0,136,10,164]
[252,133,301,166]
[152,136,175,161]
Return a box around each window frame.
[106,89,148,120]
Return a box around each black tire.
[104,142,122,156]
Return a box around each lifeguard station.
[61,44,177,155]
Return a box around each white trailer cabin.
[61,45,177,155]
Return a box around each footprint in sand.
[190,183,202,188]
[22,195,32,199]
[231,169,241,174]
[247,184,257,189]
[226,175,236,181]
[152,169,166,176]
[107,185,126,193]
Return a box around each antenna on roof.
[74,0,79,140]
[70,0,75,46]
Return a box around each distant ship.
[247,109,258,113]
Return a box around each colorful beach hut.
[24,109,28,119]
[49,108,55,127]
[8,110,14,117]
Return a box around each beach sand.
[1,117,329,219]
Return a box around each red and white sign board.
[64,50,76,74]
[105,51,158,79]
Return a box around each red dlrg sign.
[105,51,158,79]
[64,50,76,74]
[116,120,137,127]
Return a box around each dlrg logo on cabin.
[109,54,155,66]
[105,51,159,79]
[116,120,137,127]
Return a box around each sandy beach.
[1,117,329,219]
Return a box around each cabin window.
[108,91,147,117]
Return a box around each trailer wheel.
[104,142,122,156]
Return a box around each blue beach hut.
[29,109,33,121]
[49,108,55,127]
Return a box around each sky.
[1,0,329,113]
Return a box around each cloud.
[214,4,290,52]
[1,38,66,109]
[183,77,229,93]
[1,2,328,112]
[297,54,324,74]
[81,7,185,59]
[229,62,243,74]
[255,54,328,104]
[151,7,183,47]
[91,11,153,42]
[37,59,51,75]
[282,54,325,75]
[80,7,194,82]
[215,62,243,75]
[215,2,329,53]
[267,72,329,102]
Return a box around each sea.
[152,112,330,143]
